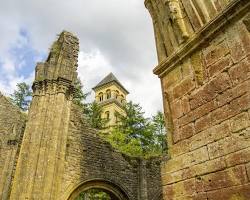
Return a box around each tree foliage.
[73,77,109,130]
[75,189,111,200]
[151,111,167,153]
[84,101,109,129]
[73,77,90,108]
[10,82,32,111]
[105,101,167,157]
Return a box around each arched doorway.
[67,179,130,200]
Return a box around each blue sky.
[0,0,162,116]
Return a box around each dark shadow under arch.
[67,179,130,200]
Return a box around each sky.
[0,0,163,117]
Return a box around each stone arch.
[106,89,111,99]
[67,179,130,200]
[99,92,104,102]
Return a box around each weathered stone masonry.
[145,0,250,199]
[0,31,162,200]
[0,94,26,200]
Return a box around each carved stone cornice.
[32,79,74,100]
[153,0,250,78]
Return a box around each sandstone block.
[181,59,193,78]
[191,51,206,85]
[162,157,227,185]
[216,79,250,107]
[206,183,250,200]
[178,99,218,128]
[173,123,194,143]
[162,178,197,199]
[194,113,212,133]
[230,112,250,133]
[162,146,209,174]
[208,55,232,78]
[207,131,250,159]
[190,121,230,151]
[178,112,195,128]
[229,57,250,85]
[173,77,195,100]
[227,23,247,63]
[211,93,250,125]
[171,99,183,119]
[203,41,229,66]
[181,97,190,115]
[225,147,250,167]
[189,72,231,110]
[163,67,182,89]
[171,139,190,156]
[200,165,248,192]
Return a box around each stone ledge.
[153,0,250,78]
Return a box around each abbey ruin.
[0,0,250,199]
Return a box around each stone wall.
[60,104,162,200]
[6,31,162,200]
[0,93,26,200]
[146,0,250,199]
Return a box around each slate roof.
[92,72,129,94]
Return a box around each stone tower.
[93,73,129,129]
[10,31,79,200]
[145,0,250,199]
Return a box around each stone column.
[10,31,79,200]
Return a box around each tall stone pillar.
[10,31,79,200]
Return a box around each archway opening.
[75,188,118,200]
[67,180,129,200]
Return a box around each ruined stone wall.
[60,104,162,200]
[6,31,162,200]
[0,93,26,200]
[146,0,250,199]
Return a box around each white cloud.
[0,0,163,116]
[78,49,162,117]
[78,50,113,101]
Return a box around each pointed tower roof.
[93,72,129,94]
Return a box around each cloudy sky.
[0,0,163,116]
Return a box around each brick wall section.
[60,104,162,200]
[0,93,26,200]
[160,11,250,200]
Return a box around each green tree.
[151,111,167,154]
[76,189,111,200]
[73,77,90,108]
[10,82,32,111]
[72,77,108,130]
[106,101,155,157]
[105,102,167,157]
[84,101,108,129]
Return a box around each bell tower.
[93,73,129,129]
